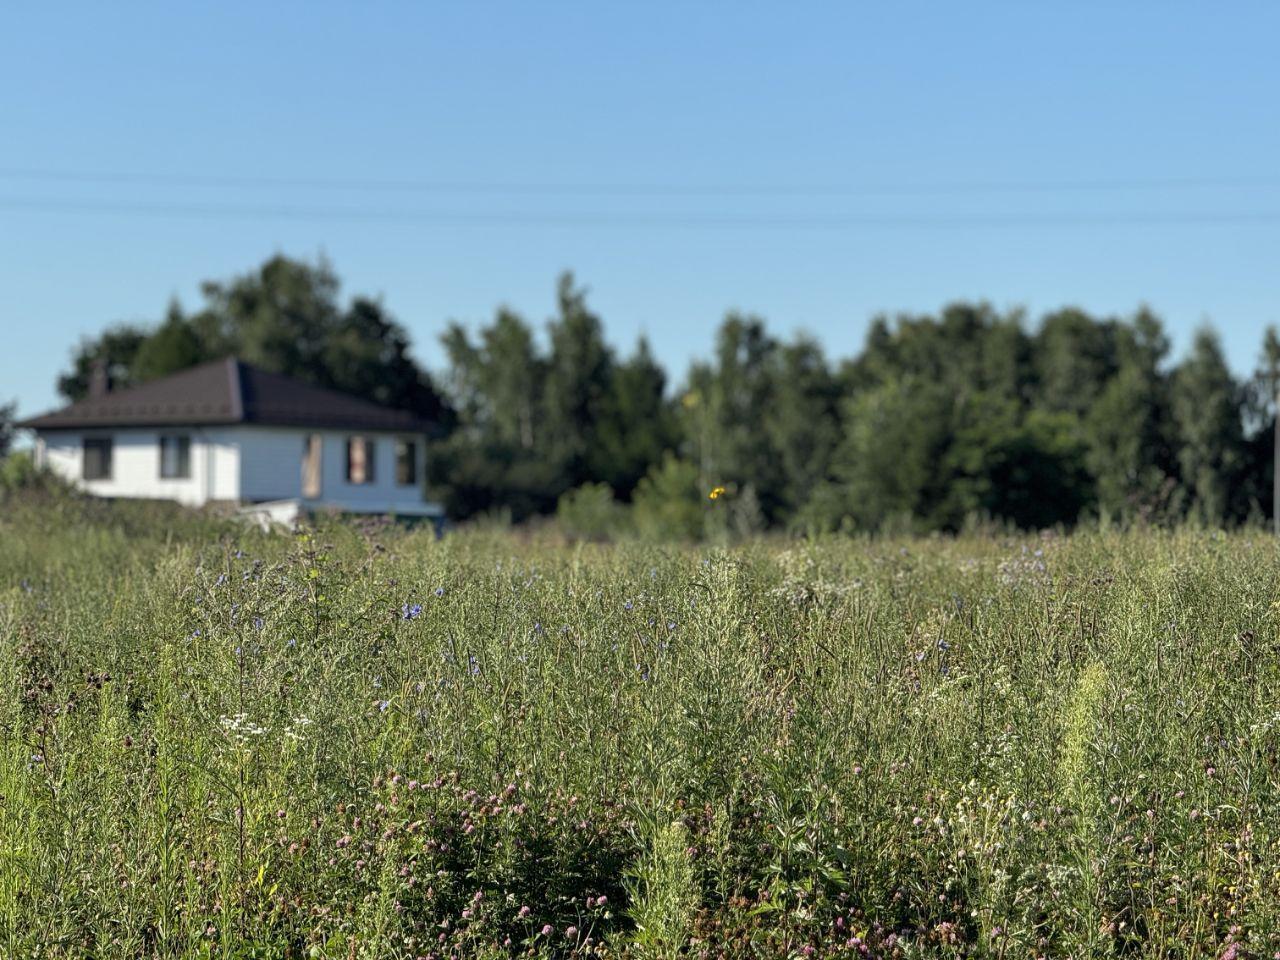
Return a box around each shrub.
[631,454,705,541]
[556,482,626,542]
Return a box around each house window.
[159,435,191,479]
[83,437,113,480]
[345,437,375,484]
[302,434,323,498]
[395,439,418,486]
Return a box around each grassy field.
[2,494,1279,958]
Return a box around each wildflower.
[518,905,530,918]
[434,586,445,597]
[402,602,423,620]
[377,700,391,713]
[708,485,726,500]
[540,924,553,936]
[253,617,264,631]
[565,925,578,939]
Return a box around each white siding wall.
[36,425,436,515]
[40,428,240,505]
[234,426,437,515]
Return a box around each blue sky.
[3,2,1279,418]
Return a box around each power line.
[0,167,1278,198]
[1,195,1280,228]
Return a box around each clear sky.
[3,2,1279,418]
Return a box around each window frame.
[345,436,376,485]
[395,438,418,487]
[158,433,192,480]
[82,436,114,481]
[301,433,323,498]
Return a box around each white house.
[18,357,444,524]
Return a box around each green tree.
[543,274,615,491]
[632,453,706,541]
[131,301,208,383]
[1033,308,1123,416]
[594,338,674,499]
[1239,326,1280,522]
[58,323,150,401]
[944,398,1091,529]
[1171,327,1244,525]
[763,336,840,523]
[431,307,552,520]
[682,315,785,521]
[0,400,15,459]
[1081,308,1174,519]
[831,376,952,532]
[58,255,448,422]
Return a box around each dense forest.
[35,254,1280,535]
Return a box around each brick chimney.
[89,358,110,399]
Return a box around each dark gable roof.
[18,357,431,433]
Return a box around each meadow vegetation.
[2,492,1279,958]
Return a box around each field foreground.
[3,498,1280,958]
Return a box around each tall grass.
[2,495,1279,957]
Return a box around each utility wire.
[1,196,1279,228]
[1,167,1279,197]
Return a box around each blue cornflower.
[253,617,264,631]
[468,656,480,676]
[377,700,391,713]
[215,574,227,587]
[624,600,634,611]
[434,586,445,598]
[533,622,543,635]
[402,602,423,620]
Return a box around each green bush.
[631,454,705,542]
[556,482,626,541]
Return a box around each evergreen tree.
[763,336,840,523]
[1171,328,1244,525]
[684,315,786,521]
[1081,308,1174,518]
[594,337,674,499]
[542,273,615,491]
[58,323,150,401]
[131,301,208,384]
[431,307,552,519]
[58,255,447,422]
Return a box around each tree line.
[39,254,1280,534]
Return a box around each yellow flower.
[708,486,726,501]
